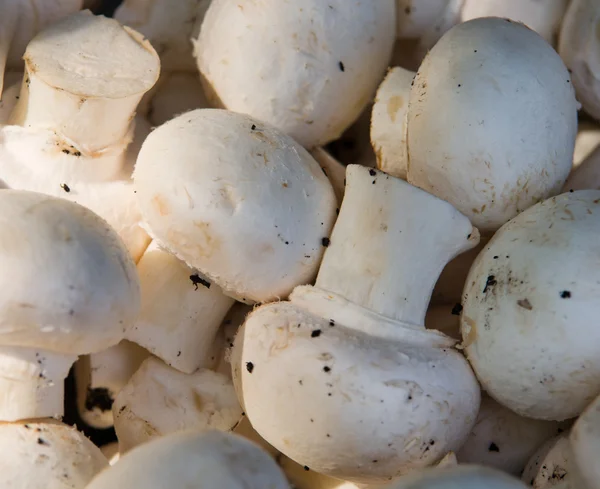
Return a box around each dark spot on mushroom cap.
[37,438,49,446]
[304,466,310,471]
[177,351,181,357]
[488,442,500,452]
[190,274,211,290]
[322,237,330,247]
[251,124,256,130]
[85,387,114,412]
[323,366,331,373]
[483,275,497,293]
[451,303,462,315]
[60,183,71,193]
[369,169,376,176]
[311,330,322,338]
[338,61,345,72]
[329,319,335,327]
[517,298,533,310]
[246,362,254,373]
[560,291,571,299]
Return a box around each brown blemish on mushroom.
[387,95,403,123]
[461,315,477,348]
[517,298,533,310]
[151,195,171,217]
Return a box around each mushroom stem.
[8,10,160,154]
[311,165,479,327]
[0,346,77,421]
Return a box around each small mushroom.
[0,0,83,97]
[74,340,150,429]
[460,0,568,45]
[0,190,140,421]
[115,0,211,73]
[387,465,529,489]
[461,190,600,421]
[521,434,572,489]
[127,241,234,373]
[371,66,414,179]
[133,109,337,304]
[233,165,481,483]
[456,394,568,475]
[113,356,242,453]
[9,10,160,154]
[194,0,396,149]
[407,17,578,234]
[85,431,289,489]
[559,0,600,122]
[0,418,108,488]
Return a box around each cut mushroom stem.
[127,241,235,374]
[0,347,76,421]
[113,356,242,453]
[234,165,481,483]
[9,10,160,154]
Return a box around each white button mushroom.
[407,17,578,234]
[233,165,481,483]
[459,0,568,45]
[370,66,414,179]
[85,430,289,489]
[133,109,337,304]
[456,394,568,475]
[386,465,529,489]
[127,241,234,373]
[114,0,211,73]
[9,10,160,155]
[74,340,150,429]
[521,434,572,489]
[461,190,600,421]
[0,190,140,421]
[113,356,242,453]
[559,0,600,122]
[0,419,108,488]
[194,0,396,149]
[0,0,83,97]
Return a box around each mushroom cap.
[113,356,242,452]
[0,190,140,354]
[194,0,396,149]
[407,17,577,233]
[558,0,600,121]
[456,394,566,475]
[0,419,108,488]
[460,0,568,45]
[235,301,480,483]
[462,190,600,420]
[521,434,571,488]
[133,109,337,303]
[25,10,159,99]
[86,430,289,489]
[387,465,529,489]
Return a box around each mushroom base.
[0,346,77,421]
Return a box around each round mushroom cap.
[85,430,289,489]
[407,17,577,233]
[195,0,396,149]
[462,190,600,420]
[133,109,337,304]
[0,190,140,354]
[25,10,159,99]
[0,419,108,489]
[387,465,529,489]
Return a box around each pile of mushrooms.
[2,1,600,488]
